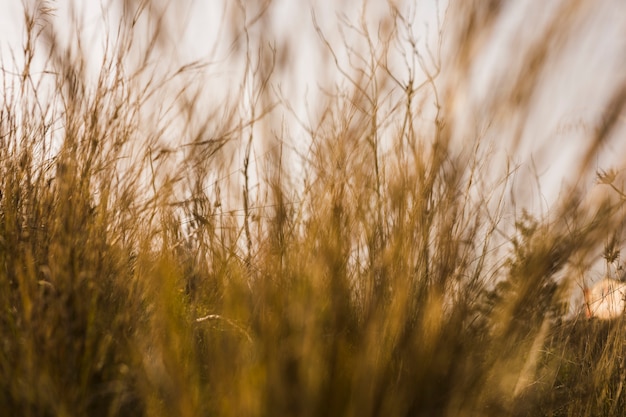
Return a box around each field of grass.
[1,1,626,416]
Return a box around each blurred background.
[1,1,626,416]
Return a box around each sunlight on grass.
[1,1,626,416]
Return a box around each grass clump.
[1,1,626,416]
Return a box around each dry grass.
[1,1,626,416]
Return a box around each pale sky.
[1,0,625,272]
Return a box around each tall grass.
[1,0,626,416]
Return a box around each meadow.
[1,1,626,416]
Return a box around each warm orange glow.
[583,278,626,320]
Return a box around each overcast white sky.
[1,0,625,219]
